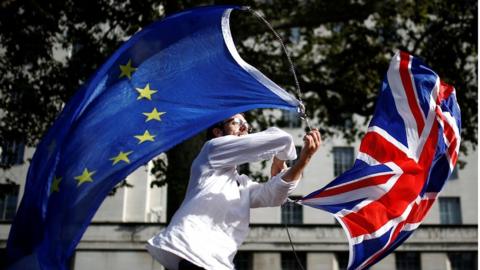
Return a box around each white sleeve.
[248,171,299,208]
[206,127,297,169]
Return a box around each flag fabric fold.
[7,5,300,269]
[299,51,461,270]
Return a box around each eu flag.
[7,5,300,269]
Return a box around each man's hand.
[298,128,322,164]
[271,156,288,177]
[281,129,322,182]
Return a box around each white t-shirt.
[146,127,299,270]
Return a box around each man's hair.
[206,122,223,140]
[206,113,246,141]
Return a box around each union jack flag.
[299,51,461,270]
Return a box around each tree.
[230,0,477,146]
[0,0,476,220]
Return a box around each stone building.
[0,111,477,270]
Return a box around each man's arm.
[249,129,321,208]
[272,129,322,182]
[207,127,297,168]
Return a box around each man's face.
[221,114,250,137]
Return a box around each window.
[278,110,302,128]
[0,140,25,167]
[396,252,421,270]
[0,184,19,220]
[335,252,349,270]
[439,197,462,224]
[281,197,303,224]
[333,147,354,177]
[448,252,477,270]
[281,252,306,270]
[233,252,252,270]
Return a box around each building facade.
[0,111,477,270]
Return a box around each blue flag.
[7,5,300,269]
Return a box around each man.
[147,113,321,270]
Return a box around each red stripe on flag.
[443,121,456,141]
[342,124,439,237]
[405,198,435,224]
[399,51,425,136]
[417,120,440,168]
[449,147,458,166]
[341,173,418,237]
[441,118,459,166]
[438,81,454,102]
[312,174,394,199]
[361,198,436,269]
[435,107,457,150]
[435,105,459,167]
[360,198,435,269]
[359,132,412,165]
[360,220,407,270]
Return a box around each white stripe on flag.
[387,52,420,159]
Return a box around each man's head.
[206,113,251,140]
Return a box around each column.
[307,252,335,270]
[371,253,396,270]
[253,252,281,270]
[421,253,449,270]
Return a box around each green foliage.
[1,0,476,147]
[229,0,477,147]
[150,154,168,188]
[0,0,162,145]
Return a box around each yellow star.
[50,176,62,193]
[143,108,166,122]
[74,168,96,187]
[136,84,157,100]
[110,151,133,165]
[119,59,137,79]
[134,130,156,144]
